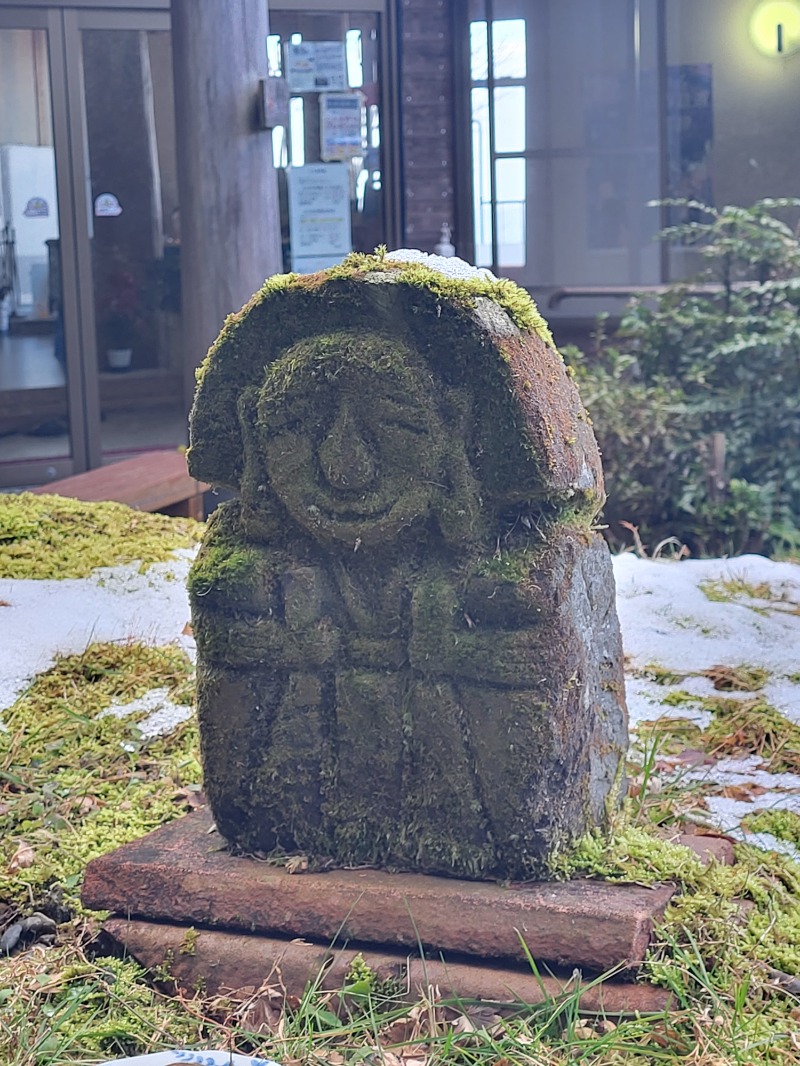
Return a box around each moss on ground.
[566,813,800,979]
[0,641,200,912]
[700,575,800,616]
[0,493,203,580]
[744,808,800,847]
[643,686,800,773]
[0,946,218,1061]
[2,629,800,1061]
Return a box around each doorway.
[269,0,400,271]
[0,5,184,489]
[0,0,399,491]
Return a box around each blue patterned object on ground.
[100,1051,279,1066]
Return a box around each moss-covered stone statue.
[187,250,628,881]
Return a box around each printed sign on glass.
[285,41,347,92]
[287,163,352,273]
[94,193,123,217]
[320,93,364,161]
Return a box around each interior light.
[750,0,800,56]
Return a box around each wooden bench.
[33,449,208,521]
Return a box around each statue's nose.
[318,401,376,491]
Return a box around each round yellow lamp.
[750,0,800,55]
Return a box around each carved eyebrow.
[374,396,428,428]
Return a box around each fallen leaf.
[172,786,205,810]
[672,748,715,768]
[679,823,738,844]
[374,1054,402,1066]
[71,796,99,816]
[182,621,193,637]
[573,1023,596,1040]
[722,783,768,801]
[8,841,35,873]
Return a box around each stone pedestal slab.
[103,917,674,1015]
[83,810,674,973]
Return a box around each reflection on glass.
[495,157,526,267]
[0,27,71,469]
[268,11,386,270]
[267,34,282,77]
[81,28,186,458]
[346,29,363,87]
[587,158,629,250]
[272,125,288,169]
[493,86,525,153]
[469,0,662,287]
[492,19,526,79]
[470,86,492,266]
[470,21,488,81]
[289,97,306,166]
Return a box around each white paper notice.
[285,41,347,93]
[285,42,315,92]
[288,164,352,273]
[321,93,364,161]
[312,42,348,91]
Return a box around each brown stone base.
[83,809,674,972]
[83,809,679,1014]
[103,916,674,1015]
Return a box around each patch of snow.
[612,553,800,677]
[102,687,194,738]
[624,675,713,730]
[0,550,196,715]
[682,754,800,793]
[615,552,800,842]
[386,248,497,282]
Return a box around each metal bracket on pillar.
[257,76,290,131]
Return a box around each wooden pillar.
[171,0,282,406]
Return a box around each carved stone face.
[258,334,446,546]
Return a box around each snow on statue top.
[187,249,628,880]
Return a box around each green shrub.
[565,198,800,557]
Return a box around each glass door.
[466,0,662,319]
[0,8,85,487]
[0,5,185,489]
[269,1,398,271]
[67,7,185,464]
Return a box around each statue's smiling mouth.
[309,495,394,524]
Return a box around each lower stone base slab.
[104,917,674,1015]
[82,810,675,973]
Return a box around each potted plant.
[100,269,141,371]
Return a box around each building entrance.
[0,4,183,489]
[0,0,399,491]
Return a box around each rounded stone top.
[188,252,604,519]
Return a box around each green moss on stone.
[477,547,538,584]
[187,251,623,881]
[280,251,554,345]
[188,543,261,598]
